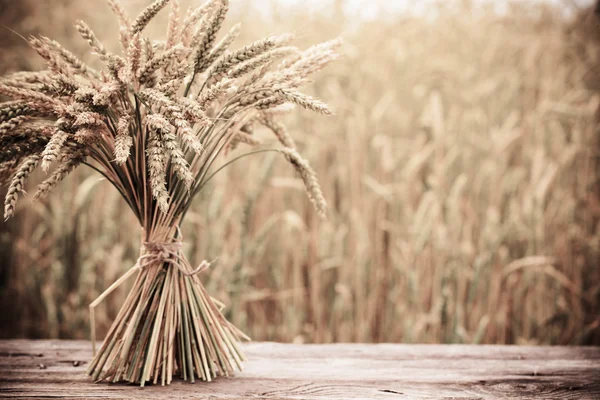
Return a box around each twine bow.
[89,229,216,355]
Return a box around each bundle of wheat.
[0,0,338,386]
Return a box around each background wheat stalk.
[0,0,338,385]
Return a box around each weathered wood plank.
[0,340,598,399]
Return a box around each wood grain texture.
[0,340,598,399]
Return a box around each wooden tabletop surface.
[0,340,598,399]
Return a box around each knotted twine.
[138,240,213,276]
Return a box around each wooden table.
[0,340,598,399]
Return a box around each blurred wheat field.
[1,0,599,345]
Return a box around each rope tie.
[136,240,215,276]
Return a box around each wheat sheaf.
[0,0,339,386]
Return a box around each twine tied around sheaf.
[89,229,217,355]
[138,240,215,277]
